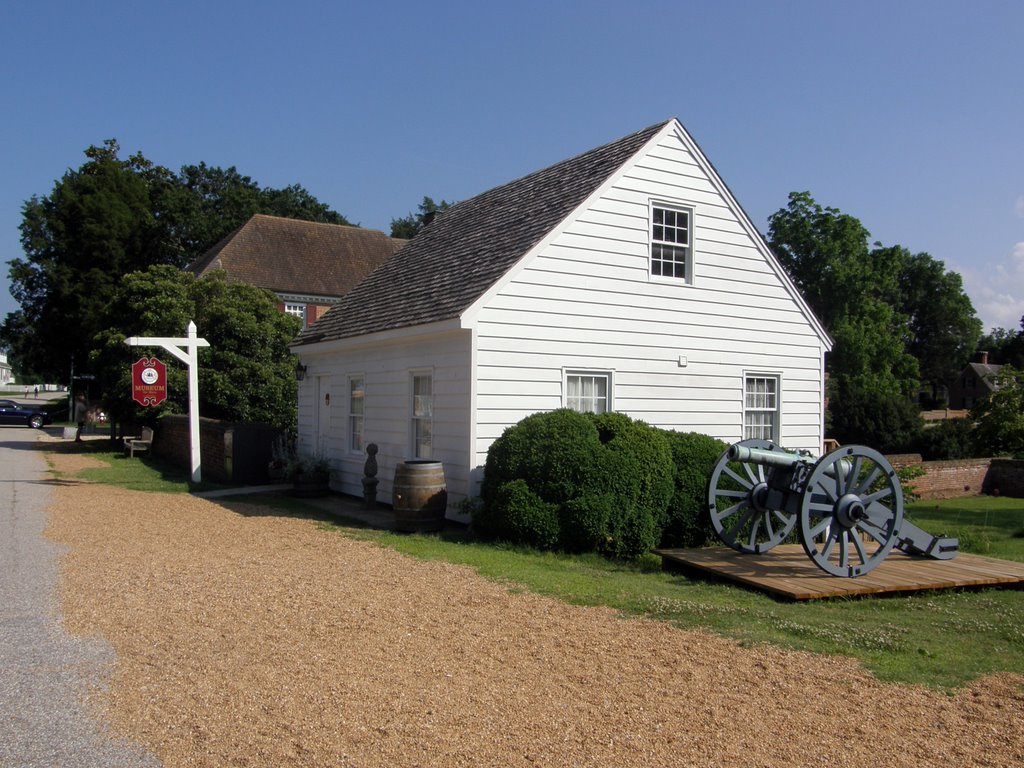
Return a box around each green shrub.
[559,492,616,553]
[660,431,728,547]
[590,412,674,532]
[914,418,978,460]
[480,409,601,507]
[476,409,675,560]
[475,479,559,550]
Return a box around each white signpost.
[125,321,209,483]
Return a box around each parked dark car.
[0,399,50,429]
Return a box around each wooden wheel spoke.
[844,456,863,495]
[809,517,832,539]
[712,500,747,526]
[724,505,757,541]
[850,530,869,564]
[722,465,754,491]
[714,488,748,500]
[853,465,882,497]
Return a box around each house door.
[314,375,331,456]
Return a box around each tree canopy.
[977,316,1024,368]
[389,196,453,239]
[767,191,982,446]
[2,139,349,382]
[92,265,300,431]
[969,365,1024,458]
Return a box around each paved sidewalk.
[0,429,160,768]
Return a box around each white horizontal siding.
[296,332,473,513]
[471,127,826,473]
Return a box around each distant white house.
[0,351,12,386]
[291,118,832,520]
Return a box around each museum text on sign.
[131,357,167,406]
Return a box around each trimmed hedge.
[661,431,728,547]
[475,409,723,559]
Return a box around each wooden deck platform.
[654,544,1024,600]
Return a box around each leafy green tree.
[970,365,1024,457]
[92,265,300,431]
[390,196,453,239]
[4,141,171,381]
[886,246,982,397]
[978,316,1024,368]
[767,191,982,447]
[2,139,349,383]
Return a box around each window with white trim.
[650,203,692,281]
[411,372,433,459]
[348,376,364,453]
[284,303,307,325]
[565,371,611,414]
[744,375,780,441]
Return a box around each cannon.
[707,440,958,578]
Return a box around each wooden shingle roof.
[295,120,669,345]
[189,214,406,300]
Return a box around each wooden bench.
[124,426,154,458]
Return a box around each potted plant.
[287,454,331,497]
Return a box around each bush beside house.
[475,409,723,560]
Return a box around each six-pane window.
[566,372,610,414]
[412,373,433,459]
[651,204,691,280]
[284,303,307,325]
[349,376,364,453]
[744,375,779,441]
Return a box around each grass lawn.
[49,443,1024,690]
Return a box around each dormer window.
[651,203,692,281]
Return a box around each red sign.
[131,357,167,406]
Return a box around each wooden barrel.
[392,460,448,532]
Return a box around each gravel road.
[18,437,1024,767]
[0,430,159,767]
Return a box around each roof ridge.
[296,119,670,345]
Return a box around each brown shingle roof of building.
[294,120,669,346]
[189,214,406,300]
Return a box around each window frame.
[410,369,434,459]
[347,374,365,455]
[743,372,781,443]
[284,302,308,325]
[649,200,694,284]
[563,369,613,414]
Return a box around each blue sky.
[2,0,1022,333]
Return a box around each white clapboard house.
[291,118,832,520]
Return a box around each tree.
[978,316,1024,368]
[970,365,1024,457]
[92,265,300,431]
[767,194,919,392]
[887,246,982,398]
[390,196,453,239]
[4,141,171,381]
[767,191,983,447]
[2,139,349,382]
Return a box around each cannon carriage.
[707,440,958,578]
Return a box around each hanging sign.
[131,357,167,406]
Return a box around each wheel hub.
[834,494,866,529]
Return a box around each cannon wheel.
[798,445,904,578]
[707,439,797,554]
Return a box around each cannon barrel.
[727,444,808,469]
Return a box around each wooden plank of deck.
[653,544,1024,600]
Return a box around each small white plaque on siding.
[677,355,688,367]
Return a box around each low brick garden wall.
[153,416,283,485]
[888,454,1024,500]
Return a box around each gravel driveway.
[30,440,1024,766]
[0,431,159,767]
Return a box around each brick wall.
[154,415,283,484]
[887,454,1024,500]
[985,459,1024,498]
